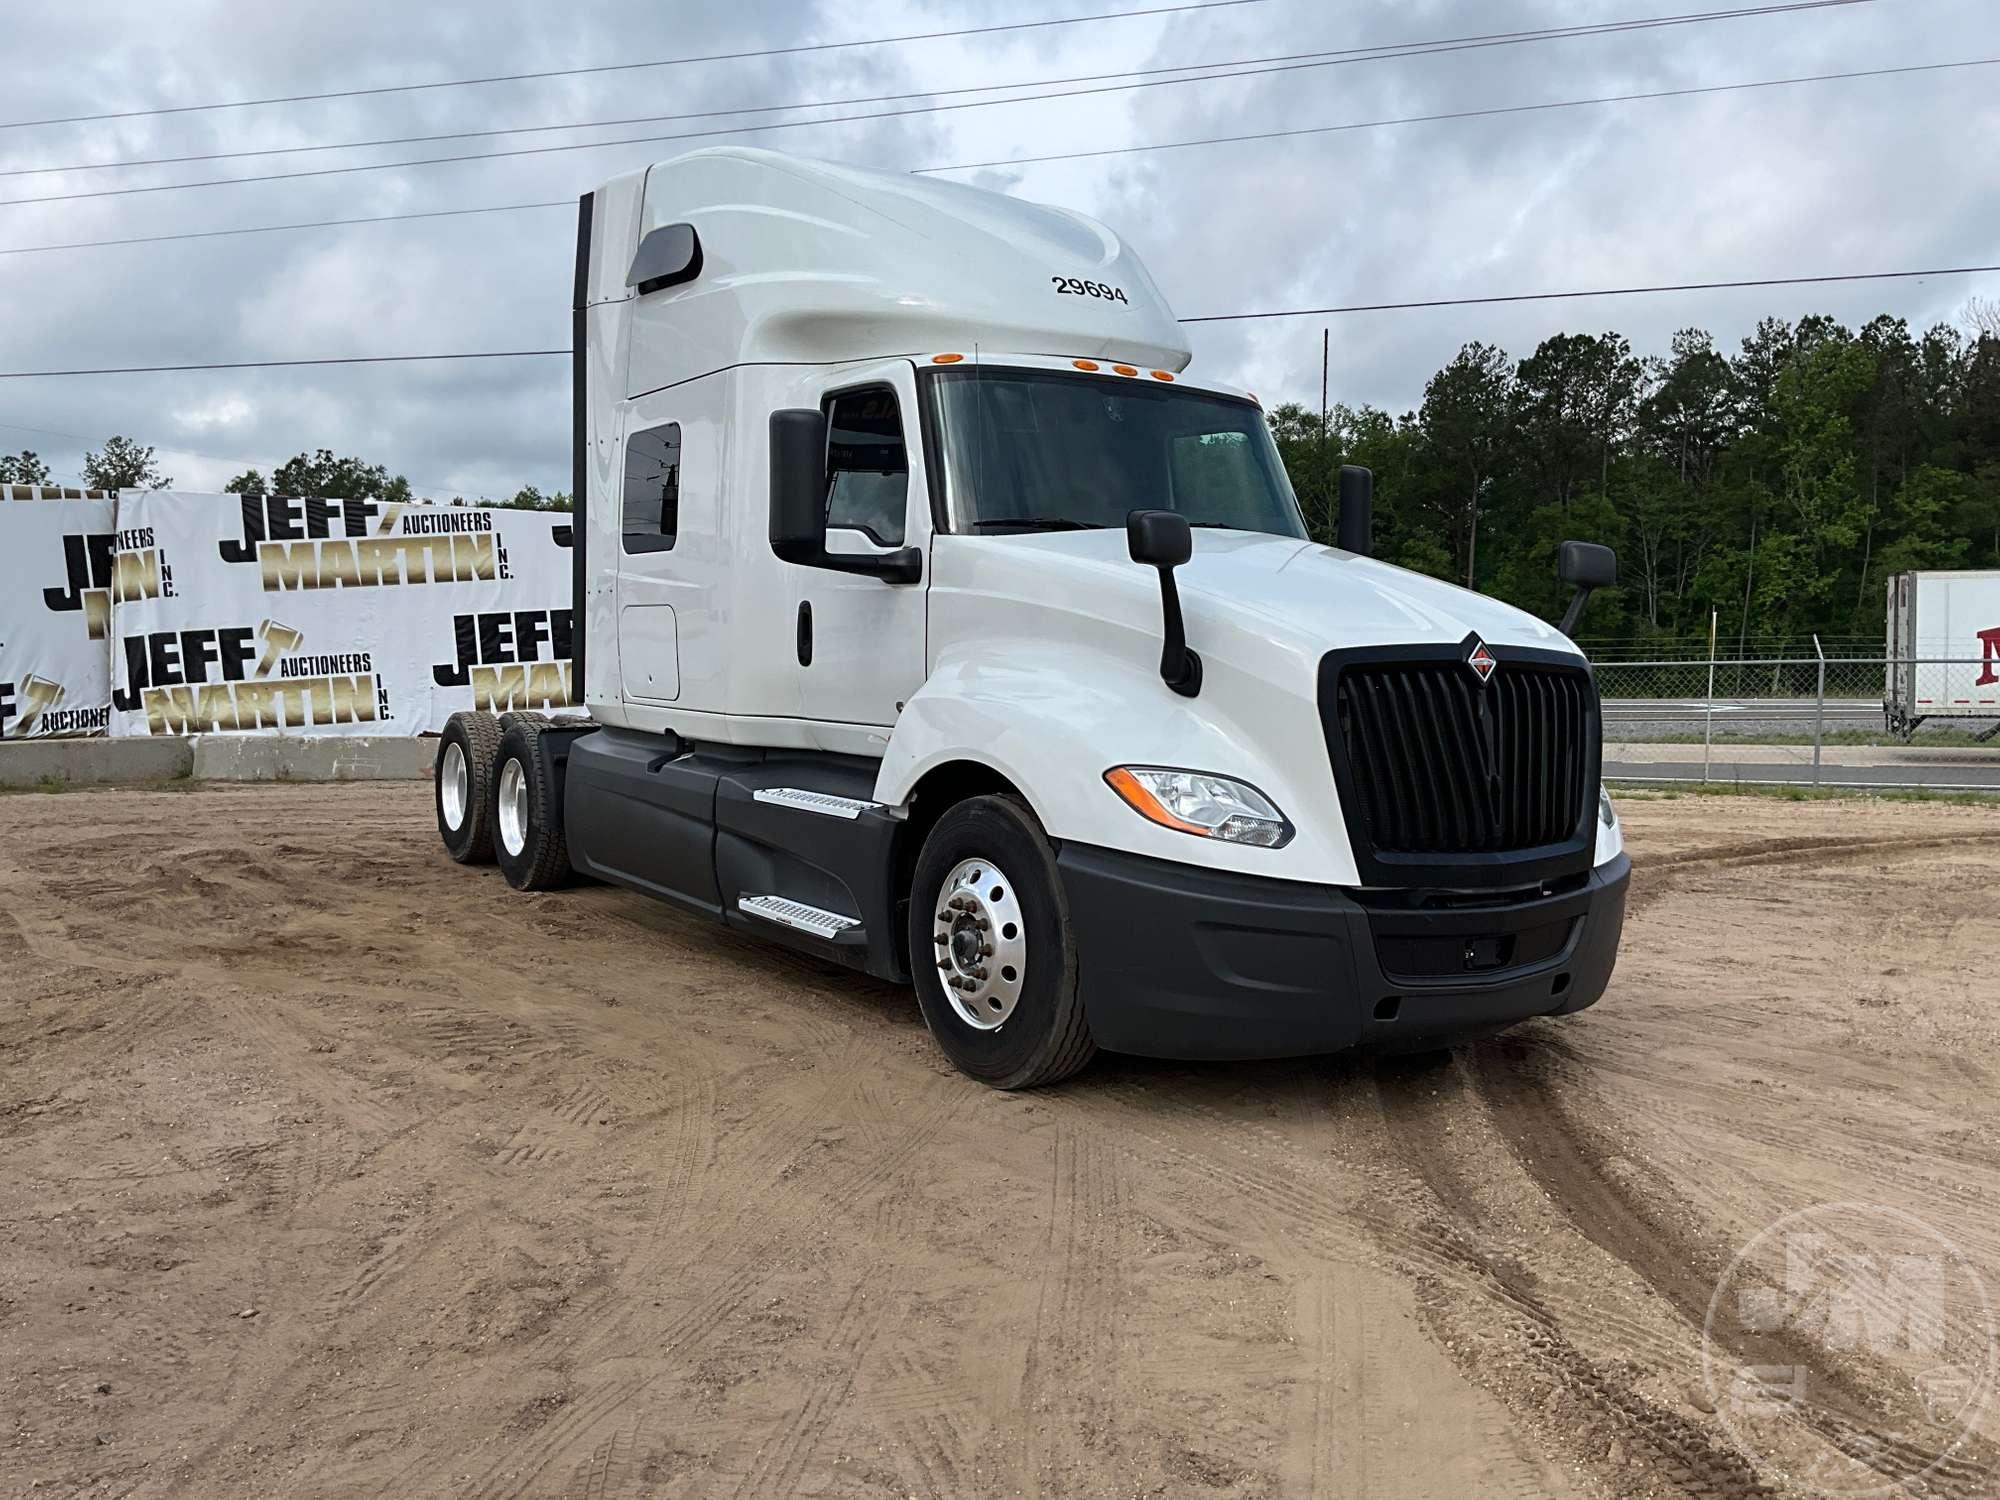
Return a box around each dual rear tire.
[435,711,501,863]
[433,711,569,890]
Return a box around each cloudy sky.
[1,0,1995,499]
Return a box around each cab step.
[737,894,862,941]
[751,787,882,820]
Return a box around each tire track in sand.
[1465,1038,2000,1498]
[1370,1063,1778,1500]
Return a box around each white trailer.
[1886,569,2000,736]
[431,147,1630,1088]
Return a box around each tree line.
[0,438,571,513]
[1267,304,2000,650]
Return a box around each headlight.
[1599,785,1616,827]
[1104,766,1293,848]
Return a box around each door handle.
[796,601,813,667]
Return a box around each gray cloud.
[1,0,1994,494]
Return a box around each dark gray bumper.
[1058,845,1629,1061]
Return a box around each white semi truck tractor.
[432,146,1630,1089]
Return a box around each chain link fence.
[1593,653,2000,792]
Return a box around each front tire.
[908,795,1095,1089]
[492,721,572,891]
[436,711,501,864]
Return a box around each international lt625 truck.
[431,147,1630,1089]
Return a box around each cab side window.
[823,388,907,546]
[623,422,680,554]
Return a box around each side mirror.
[1337,465,1373,556]
[769,408,829,564]
[769,408,923,584]
[1557,540,1617,636]
[1127,508,1192,569]
[1127,510,1201,697]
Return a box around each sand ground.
[2,783,1997,1498]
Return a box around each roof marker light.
[932,353,964,364]
[1112,364,1138,377]
[1072,358,1100,372]
[1150,370,1175,382]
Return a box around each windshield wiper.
[970,517,1101,533]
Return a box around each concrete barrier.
[2,735,433,788]
[0,736,194,789]
[189,735,435,782]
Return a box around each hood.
[971,527,1576,656]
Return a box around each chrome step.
[751,787,880,820]
[738,894,861,940]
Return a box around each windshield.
[928,368,1307,539]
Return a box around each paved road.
[1601,697,1887,738]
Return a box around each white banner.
[107,490,578,737]
[0,495,119,740]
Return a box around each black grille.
[1331,659,1595,857]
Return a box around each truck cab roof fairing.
[602,147,1193,399]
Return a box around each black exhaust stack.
[1337,464,1372,556]
[569,192,594,697]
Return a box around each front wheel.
[907,795,1095,1090]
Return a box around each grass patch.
[1609,780,2000,808]
[0,774,197,797]
[1604,727,1998,748]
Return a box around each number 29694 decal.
[1051,276,1129,303]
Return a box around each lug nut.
[934,932,950,946]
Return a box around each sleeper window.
[823,388,907,546]
[623,422,681,553]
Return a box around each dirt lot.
[3,783,1998,1499]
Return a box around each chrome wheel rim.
[497,757,528,857]
[440,742,468,830]
[933,856,1026,1030]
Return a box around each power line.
[0,50,1974,259]
[2,263,1993,379]
[0,351,566,379]
[0,0,1881,209]
[0,0,1876,181]
[917,56,1997,172]
[1179,265,2000,322]
[0,200,574,257]
[0,0,1275,133]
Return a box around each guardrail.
[1593,649,2000,793]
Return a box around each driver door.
[794,361,931,737]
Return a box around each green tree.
[493,484,574,512]
[1513,331,1642,511]
[1418,342,1514,588]
[82,435,170,490]
[0,451,54,485]
[265,449,413,503]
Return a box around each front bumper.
[1058,844,1630,1061]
